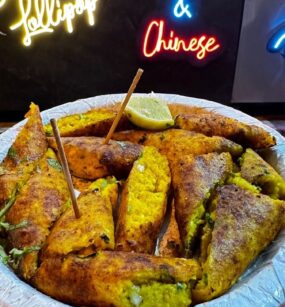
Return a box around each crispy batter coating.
[72,176,93,193]
[116,147,171,254]
[193,185,285,302]
[158,201,182,257]
[34,251,201,307]
[168,103,211,118]
[5,149,69,280]
[172,153,233,256]
[42,178,118,258]
[240,148,285,199]
[112,129,243,165]
[45,109,132,137]
[48,137,142,180]
[0,103,47,207]
[176,113,276,149]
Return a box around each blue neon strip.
[267,27,285,55]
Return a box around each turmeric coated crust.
[193,184,285,303]
[240,148,285,199]
[42,179,117,259]
[48,137,142,180]
[116,147,171,254]
[175,113,276,149]
[171,152,233,256]
[112,129,243,165]
[158,200,182,258]
[5,149,69,281]
[34,251,201,307]
[44,108,133,137]
[0,103,47,207]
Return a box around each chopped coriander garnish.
[7,147,17,160]
[47,158,62,171]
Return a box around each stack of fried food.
[0,101,284,307]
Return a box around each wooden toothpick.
[104,68,144,144]
[50,119,81,219]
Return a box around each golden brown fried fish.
[158,201,182,258]
[5,149,69,280]
[0,103,47,208]
[116,147,171,254]
[112,129,243,165]
[34,251,201,307]
[42,178,118,259]
[175,113,276,149]
[193,184,285,303]
[48,137,142,180]
[172,152,233,257]
[45,109,132,137]
[240,148,285,199]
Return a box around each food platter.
[0,93,285,307]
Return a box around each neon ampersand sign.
[174,0,192,19]
[267,27,285,56]
[0,0,98,46]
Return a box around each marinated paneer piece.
[0,103,47,207]
[112,129,243,166]
[34,251,201,307]
[172,152,233,257]
[116,146,171,254]
[48,137,142,180]
[44,109,132,137]
[43,178,117,258]
[193,185,285,303]
[240,148,285,199]
[175,113,276,149]
[158,201,182,257]
[5,149,69,280]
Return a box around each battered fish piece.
[45,109,132,137]
[158,201,182,257]
[34,251,201,307]
[116,147,171,254]
[176,113,276,149]
[0,103,47,207]
[43,178,118,258]
[112,129,243,165]
[240,148,285,199]
[5,149,69,281]
[193,185,285,302]
[172,152,233,257]
[48,137,142,180]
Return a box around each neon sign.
[143,20,220,61]
[268,27,285,56]
[174,0,192,19]
[141,1,222,63]
[0,0,98,46]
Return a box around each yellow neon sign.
[1,0,98,46]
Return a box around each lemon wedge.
[125,97,174,130]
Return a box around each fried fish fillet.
[48,137,142,180]
[5,149,69,280]
[112,129,243,165]
[0,103,47,207]
[42,178,118,259]
[158,201,182,258]
[34,251,201,307]
[172,152,233,257]
[116,147,171,254]
[240,148,285,199]
[193,185,285,302]
[45,108,132,137]
[176,113,276,149]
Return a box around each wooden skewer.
[104,68,144,144]
[50,119,81,219]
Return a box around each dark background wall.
[0,0,244,118]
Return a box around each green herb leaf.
[7,147,17,160]
[0,220,28,231]
[0,245,9,266]
[47,158,62,171]
[100,234,110,244]
[176,282,186,291]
